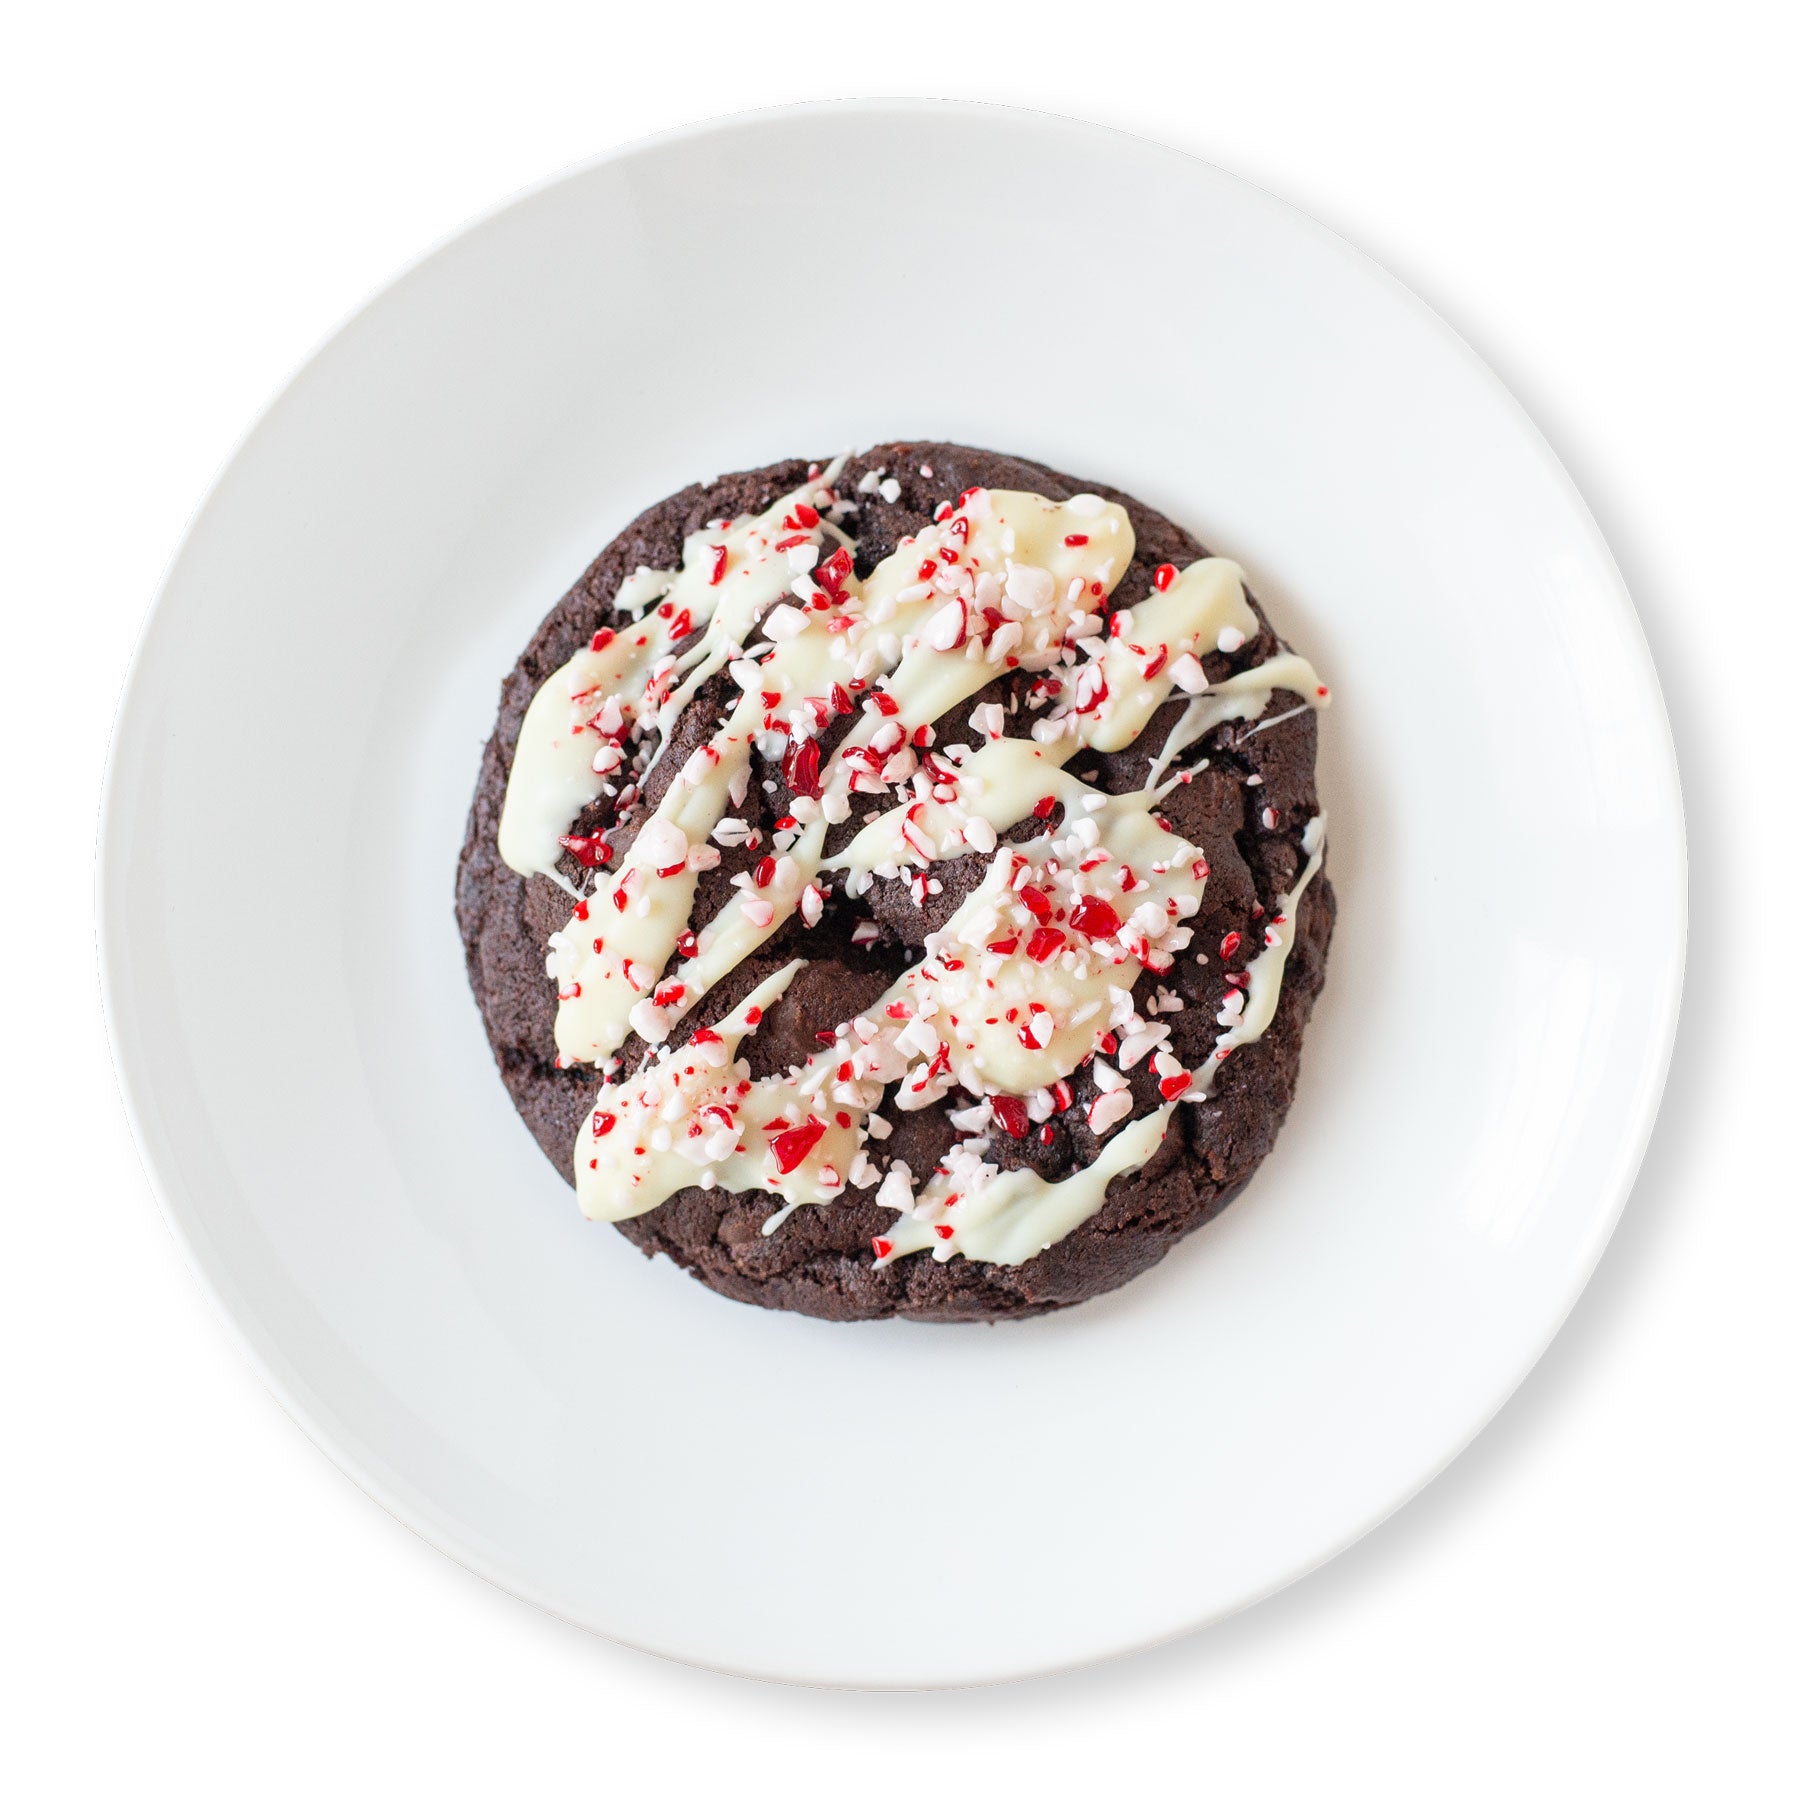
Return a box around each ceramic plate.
[98,100,1685,1687]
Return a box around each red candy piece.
[558,833,611,869]
[783,735,821,798]
[816,545,853,594]
[991,1095,1030,1139]
[1068,895,1122,938]
[768,1118,826,1175]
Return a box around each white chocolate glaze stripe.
[876,1107,1174,1266]
[498,470,842,883]
[1202,811,1327,1089]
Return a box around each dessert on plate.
[457,442,1334,1321]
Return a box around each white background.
[4,2,1795,1793]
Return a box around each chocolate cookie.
[456,442,1334,1321]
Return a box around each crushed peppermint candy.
[500,472,1328,1270]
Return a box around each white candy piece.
[762,604,810,641]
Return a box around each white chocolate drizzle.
[1145,653,1328,785]
[575,752,1207,1235]
[548,486,1132,1067]
[877,1108,1174,1266]
[1201,811,1328,1090]
[499,469,1331,1266]
[498,466,844,884]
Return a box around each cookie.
[456,442,1334,1321]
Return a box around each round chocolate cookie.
[456,442,1334,1321]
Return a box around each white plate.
[98,100,1685,1687]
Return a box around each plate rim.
[95,94,1689,1689]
